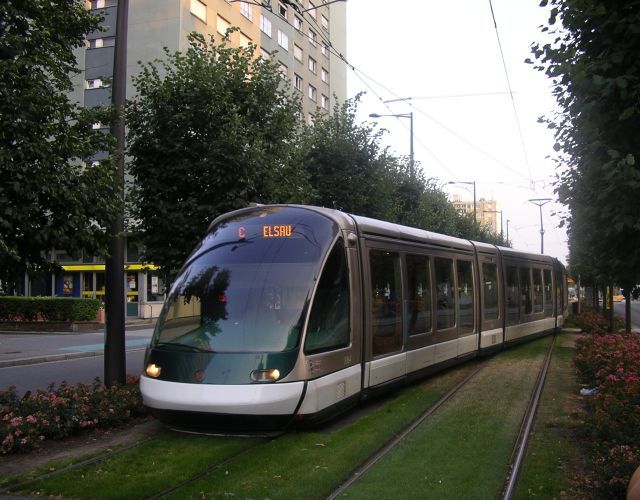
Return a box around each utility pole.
[105,0,129,387]
[528,198,551,254]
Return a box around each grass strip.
[342,337,551,498]
[514,333,584,499]
[7,432,261,499]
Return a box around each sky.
[344,0,569,263]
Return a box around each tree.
[0,0,119,288]
[532,1,640,330]
[127,32,309,278]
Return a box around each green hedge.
[0,297,102,322]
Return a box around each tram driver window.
[370,250,402,356]
[406,254,432,335]
[304,239,350,354]
[435,257,455,330]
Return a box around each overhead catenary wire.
[488,0,536,191]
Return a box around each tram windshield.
[152,207,338,353]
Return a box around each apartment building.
[20,0,347,318]
[452,194,502,235]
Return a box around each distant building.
[17,0,347,319]
[452,195,502,235]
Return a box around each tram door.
[367,248,406,386]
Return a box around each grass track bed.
[341,337,551,498]
[515,334,583,498]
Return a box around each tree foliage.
[126,32,309,276]
[532,0,640,301]
[0,0,119,285]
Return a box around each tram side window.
[457,260,474,334]
[543,269,553,316]
[482,262,499,321]
[435,257,455,330]
[520,267,532,315]
[406,254,432,335]
[555,270,563,313]
[506,266,520,325]
[305,239,350,354]
[533,269,544,313]
[370,250,403,356]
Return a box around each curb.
[0,347,147,369]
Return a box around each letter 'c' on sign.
[238,226,245,239]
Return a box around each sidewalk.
[0,319,156,369]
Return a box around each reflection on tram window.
[457,260,474,334]
[435,257,455,330]
[520,267,532,315]
[533,268,544,313]
[543,269,553,316]
[406,254,432,335]
[305,239,350,354]
[506,265,520,325]
[370,250,402,356]
[482,262,499,321]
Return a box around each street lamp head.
[369,113,381,118]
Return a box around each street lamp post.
[506,219,510,243]
[369,112,414,176]
[448,181,476,224]
[528,198,552,254]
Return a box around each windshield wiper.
[154,342,213,353]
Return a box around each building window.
[240,1,253,21]
[85,78,106,89]
[308,56,316,74]
[190,0,207,22]
[87,37,115,49]
[321,41,328,56]
[321,94,329,109]
[308,84,317,101]
[307,1,316,18]
[321,67,328,82]
[321,14,329,30]
[239,32,252,48]
[279,1,287,18]
[294,15,303,31]
[308,29,317,47]
[217,15,230,36]
[260,47,271,59]
[307,113,314,125]
[277,30,289,51]
[260,14,272,37]
[88,0,117,8]
[294,44,303,62]
[294,74,302,91]
[279,62,288,80]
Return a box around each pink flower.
[26,415,37,424]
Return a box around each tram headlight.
[250,368,280,382]
[145,363,162,378]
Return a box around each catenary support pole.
[105,0,129,387]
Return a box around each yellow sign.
[262,225,293,238]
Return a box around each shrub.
[0,297,101,322]
[574,318,640,498]
[0,376,148,454]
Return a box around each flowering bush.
[0,375,148,454]
[572,309,624,334]
[574,312,640,498]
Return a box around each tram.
[140,204,568,431]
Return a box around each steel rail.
[501,334,557,499]
[326,361,487,500]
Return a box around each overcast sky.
[345,0,568,262]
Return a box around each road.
[614,299,640,330]
[0,326,154,395]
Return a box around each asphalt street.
[0,324,155,395]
